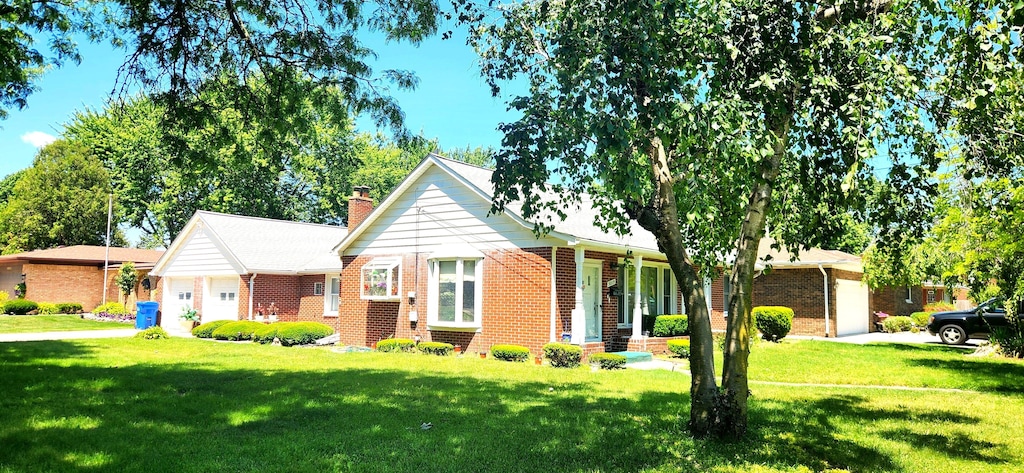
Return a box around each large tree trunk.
[718,118,790,438]
[635,137,720,437]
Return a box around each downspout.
[818,264,830,337]
[248,273,258,320]
[550,247,558,342]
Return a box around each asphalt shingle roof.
[0,245,164,264]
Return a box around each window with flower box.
[360,259,401,300]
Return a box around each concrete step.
[607,351,653,363]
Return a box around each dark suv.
[927,298,1021,345]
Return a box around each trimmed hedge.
[192,320,232,338]
[4,299,38,315]
[56,302,83,314]
[418,342,454,356]
[377,338,416,353]
[253,324,279,344]
[667,338,690,358]
[910,311,931,327]
[93,302,127,315]
[543,343,582,368]
[653,315,688,337]
[37,302,60,314]
[923,301,956,313]
[882,315,913,333]
[276,322,333,346]
[211,321,264,341]
[588,352,626,370]
[753,306,794,342]
[135,326,169,339]
[491,344,530,362]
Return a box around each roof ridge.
[195,210,347,230]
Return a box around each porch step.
[608,351,653,364]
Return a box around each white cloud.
[20,131,57,148]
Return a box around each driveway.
[0,329,139,343]
[792,330,981,347]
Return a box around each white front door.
[584,264,602,341]
[162,277,195,328]
[203,276,240,323]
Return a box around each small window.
[313,282,324,296]
[325,276,340,315]
[905,286,913,303]
[220,292,227,301]
[927,289,936,303]
[361,259,401,300]
[179,291,192,301]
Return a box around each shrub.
[752,306,794,342]
[543,343,582,368]
[93,302,127,315]
[0,290,9,305]
[56,302,83,314]
[652,315,688,337]
[276,322,334,346]
[37,302,60,314]
[211,321,264,341]
[882,315,913,333]
[588,352,626,370]
[910,311,931,327]
[667,338,690,358]
[418,341,454,356]
[252,323,279,344]
[135,326,169,339]
[4,299,38,315]
[923,301,956,313]
[491,344,531,362]
[376,338,416,353]
[992,325,1024,358]
[192,320,232,338]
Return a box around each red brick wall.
[751,268,831,336]
[24,263,108,311]
[348,196,374,229]
[871,285,922,318]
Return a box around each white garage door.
[203,276,240,322]
[835,278,870,336]
[162,277,195,328]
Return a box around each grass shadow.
[907,357,1024,394]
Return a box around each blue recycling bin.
[135,301,159,330]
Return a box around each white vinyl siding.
[346,167,560,255]
[159,228,241,277]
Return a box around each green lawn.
[1,338,1022,472]
[0,315,134,333]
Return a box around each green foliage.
[135,326,169,340]
[36,302,60,315]
[0,140,125,253]
[991,325,1024,359]
[211,321,264,341]
[542,343,582,368]
[93,302,127,315]
[882,316,914,334]
[417,342,454,356]
[56,302,83,314]
[115,262,138,299]
[275,322,334,347]
[667,339,691,359]
[923,302,956,313]
[192,320,232,339]
[376,338,415,353]
[652,315,688,337]
[910,312,931,328]
[0,290,8,305]
[490,344,530,362]
[179,306,199,322]
[588,353,626,370]
[252,324,279,344]
[752,307,794,342]
[3,299,38,315]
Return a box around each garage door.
[162,277,195,328]
[835,278,870,336]
[203,276,240,322]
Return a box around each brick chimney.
[347,186,374,229]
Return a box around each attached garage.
[162,277,196,324]
[203,276,241,322]
[835,278,870,336]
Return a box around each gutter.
[818,264,830,337]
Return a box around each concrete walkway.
[0,329,139,342]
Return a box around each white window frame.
[906,286,913,303]
[360,259,401,301]
[313,282,324,296]
[618,262,677,328]
[324,275,340,316]
[427,258,483,331]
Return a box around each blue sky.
[0,28,516,179]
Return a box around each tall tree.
[0,140,123,253]
[471,0,993,438]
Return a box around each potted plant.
[180,305,200,331]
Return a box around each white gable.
[345,166,562,255]
[158,227,243,277]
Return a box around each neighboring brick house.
[149,211,348,335]
[0,246,163,311]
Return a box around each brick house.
[149,211,348,335]
[0,246,164,311]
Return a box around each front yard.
[0,337,1021,472]
[0,315,133,333]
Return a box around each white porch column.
[570,247,586,344]
[631,255,643,338]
